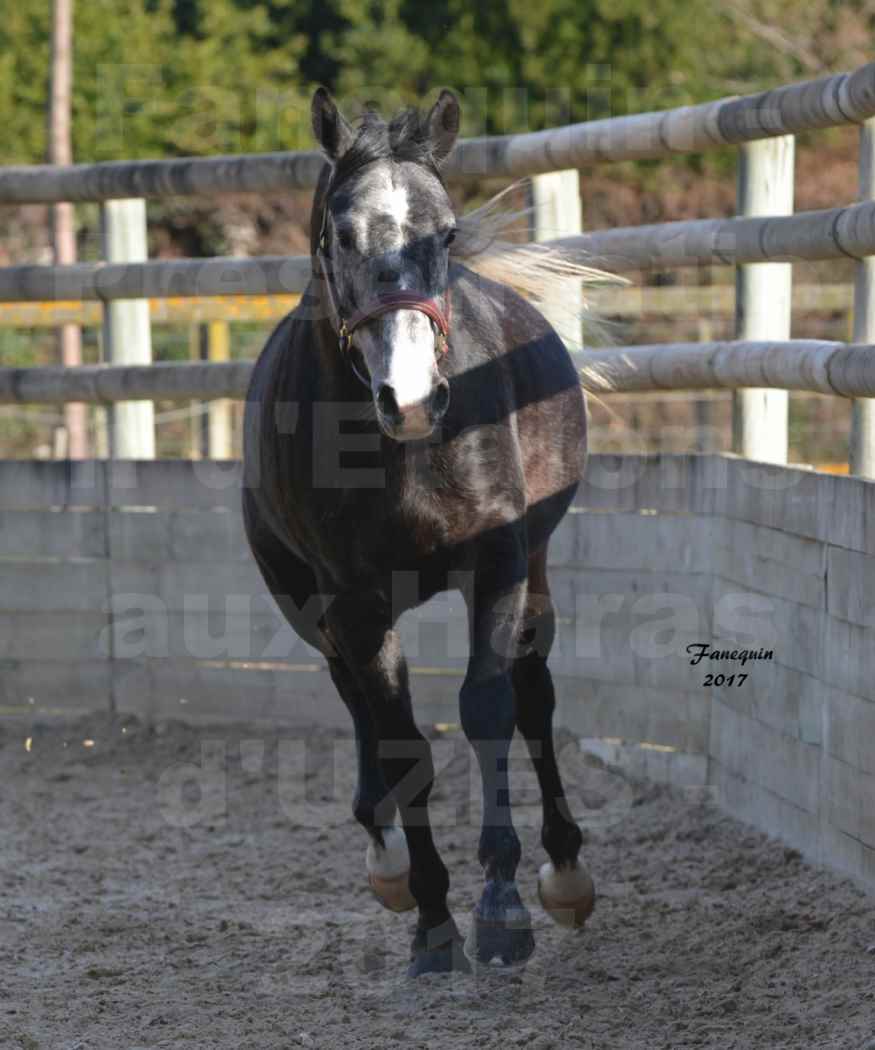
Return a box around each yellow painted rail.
[0,286,852,328]
[0,294,300,328]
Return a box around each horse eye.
[337,229,354,251]
[444,228,457,247]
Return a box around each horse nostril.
[376,384,401,421]
[431,379,450,420]
[378,269,400,285]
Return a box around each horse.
[242,87,595,977]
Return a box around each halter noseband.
[315,193,451,386]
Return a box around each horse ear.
[426,89,461,163]
[311,88,355,160]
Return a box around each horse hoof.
[366,826,416,913]
[408,940,472,977]
[465,880,535,965]
[537,860,595,928]
[465,914,535,966]
[408,920,471,977]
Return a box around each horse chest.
[337,488,451,573]
[303,460,484,598]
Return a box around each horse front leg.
[327,658,415,914]
[460,546,535,966]
[325,596,469,977]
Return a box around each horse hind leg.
[512,548,595,929]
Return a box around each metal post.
[850,119,875,477]
[527,170,583,349]
[206,321,233,459]
[732,137,795,464]
[101,198,155,459]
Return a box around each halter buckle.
[338,320,351,354]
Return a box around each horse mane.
[451,179,623,356]
[334,105,445,187]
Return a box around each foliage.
[3,0,875,166]
[0,0,306,164]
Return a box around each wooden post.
[695,316,714,452]
[48,0,88,459]
[206,321,233,459]
[732,137,795,463]
[850,119,875,477]
[101,198,155,459]
[527,170,583,349]
[188,323,202,459]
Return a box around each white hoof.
[366,826,416,913]
[537,861,595,928]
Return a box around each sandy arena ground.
[1,712,874,1050]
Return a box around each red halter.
[344,292,450,356]
[315,207,451,384]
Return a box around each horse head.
[310,88,460,441]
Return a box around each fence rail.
[7,339,875,403]
[3,197,875,305]
[581,339,875,396]
[0,361,250,405]
[2,62,875,203]
[563,198,875,272]
[0,286,854,327]
[0,256,311,302]
[0,294,302,327]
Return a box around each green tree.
[1,0,873,166]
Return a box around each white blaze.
[351,175,440,417]
[383,310,437,409]
[359,174,409,252]
[383,182,409,233]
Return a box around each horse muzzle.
[375,376,450,441]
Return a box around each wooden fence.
[1,452,872,891]
[3,59,875,468]
[2,61,875,202]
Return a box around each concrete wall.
[0,454,872,890]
